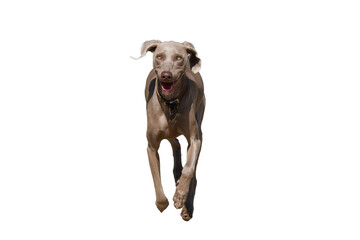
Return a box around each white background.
[1,0,359,239]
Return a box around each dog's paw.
[155,198,169,212]
[181,206,192,221]
[173,188,188,209]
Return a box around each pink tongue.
[162,82,173,90]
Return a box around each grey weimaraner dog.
[134,40,205,221]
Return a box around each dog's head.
[134,40,201,97]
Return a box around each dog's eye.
[156,55,162,60]
[176,56,183,61]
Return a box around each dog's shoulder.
[185,69,203,91]
[145,69,157,103]
[185,69,204,101]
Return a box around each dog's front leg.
[147,144,169,212]
[173,134,202,209]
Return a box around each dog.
[134,40,205,221]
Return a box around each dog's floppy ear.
[131,40,161,60]
[183,41,201,74]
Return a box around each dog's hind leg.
[169,138,196,221]
[181,174,197,221]
[169,138,182,183]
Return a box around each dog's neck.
[156,76,188,122]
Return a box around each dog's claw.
[181,206,192,221]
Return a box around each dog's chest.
[147,94,188,140]
[155,113,184,139]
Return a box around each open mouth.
[160,80,177,94]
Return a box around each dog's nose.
[160,71,173,81]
